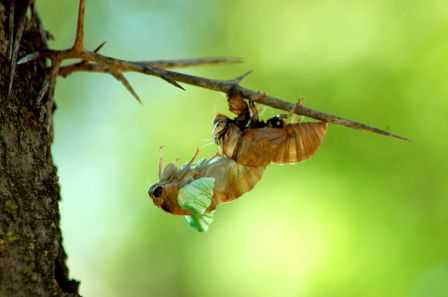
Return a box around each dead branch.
[16,0,408,141]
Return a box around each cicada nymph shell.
[212,95,328,167]
[148,95,327,231]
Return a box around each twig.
[17,0,408,141]
[58,57,241,77]
[137,57,243,68]
[140,69,409,141]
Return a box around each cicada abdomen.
[199,156,264,206]
[212,98,328,167]
[148,148,264,231]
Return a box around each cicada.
[212,95,328,167]
[148,147,264,232]
[149,96,327,232]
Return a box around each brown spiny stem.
[58,57,242,77]
[17,0,408,141]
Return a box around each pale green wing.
[177,177,215,214]
[184,211,215,232]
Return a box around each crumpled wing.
[178,177,216,232]
[184,211,215,232]
[178,177,215,214]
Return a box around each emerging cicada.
[148,147,264,231]
[148,95,327,232]
[212,95,328,167]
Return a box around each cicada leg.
[186,148,200,166]
[178,148,200,179]
[248,99,260,125]
[279,98,304,123]
[227,93,251,127]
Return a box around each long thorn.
[93,41,106,53]
[36,74,51,104]
[8,0,14,60]
[233,70,253,84]
[17,51,42,65]
[8,0,32,98]
[111,71,142,104]
[73,0,85,50]
[58,57,242,77]
[161,76,185,90]
[143,65,185,90]
[139,57,243,68]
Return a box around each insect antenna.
[158,145,165,179]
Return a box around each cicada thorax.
[148,154,265,216]
[213,113,328,167]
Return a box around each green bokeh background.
[36,0,448,296]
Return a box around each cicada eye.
[149,185,163,199]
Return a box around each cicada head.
[148,181,181,214]
[148,163,186,215]
[148,147,200,215]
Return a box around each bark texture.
[0,1,80,296]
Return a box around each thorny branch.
[13,0,408,141]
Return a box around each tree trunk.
[0,1,80,296]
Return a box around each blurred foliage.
[36,0,448,296]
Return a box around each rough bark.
[0,1,80,296]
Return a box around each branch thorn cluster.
[11,0,408,141]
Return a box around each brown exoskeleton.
[212,95,328,167]
[148,146,265,230]
[148,96,327,231]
